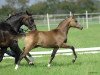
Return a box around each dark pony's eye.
[31,18,34,22]
[29,17,34,22]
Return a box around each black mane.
[6,12,25,21]
[0,22,18,35]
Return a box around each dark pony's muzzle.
[29,24,37,30]
[32,24,37,30]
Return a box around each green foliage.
[0,0,98,15]
[28,2,48,14]
[0,5,15,16]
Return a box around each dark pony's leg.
[6,50,16,57]
[61,43,77,63]
[0,47,7,62]
[48,48,59,67]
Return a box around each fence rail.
[4,47,100,57]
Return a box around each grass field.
[0,53,100,75]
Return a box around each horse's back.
[25,30,62,47]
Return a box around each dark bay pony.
[0,11,36,64]
[15,15,83,70]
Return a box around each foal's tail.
[13,33,26,40]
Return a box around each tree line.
[0,0,99,15]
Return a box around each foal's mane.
[57,18,68,28]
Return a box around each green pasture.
[0,53,100,75]
[0,19,100,75]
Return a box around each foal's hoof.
[15,64,18,70]
[72,58,76,63]
[47,64,51,68]
[29,62,34,65]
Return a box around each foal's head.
[68,16,83,30]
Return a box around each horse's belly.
[37,39,58,48]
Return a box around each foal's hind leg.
[48,48,59,67]
[23,47,34,65]
[61,43,77,63]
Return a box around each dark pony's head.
[6,11,37,31]
[21,11,37,30]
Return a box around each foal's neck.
[57,20,70,34]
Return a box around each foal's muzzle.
[79,27,83,30]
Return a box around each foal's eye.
[75,20,77,22]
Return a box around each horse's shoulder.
[52,29,60,33]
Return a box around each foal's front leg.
[48,48,59,67]
[61,43,77,63]
[15,45,33,70]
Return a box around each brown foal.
[15,15,83,69]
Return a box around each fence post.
[47,13,50,31]
[70,11,72,16]
[82,17,85,27]
[86,11,89,29]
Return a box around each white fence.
[33,11,100,30]
[4,47,100,58]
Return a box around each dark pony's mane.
[6,12,26,21]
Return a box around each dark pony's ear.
[26,10,32,16]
